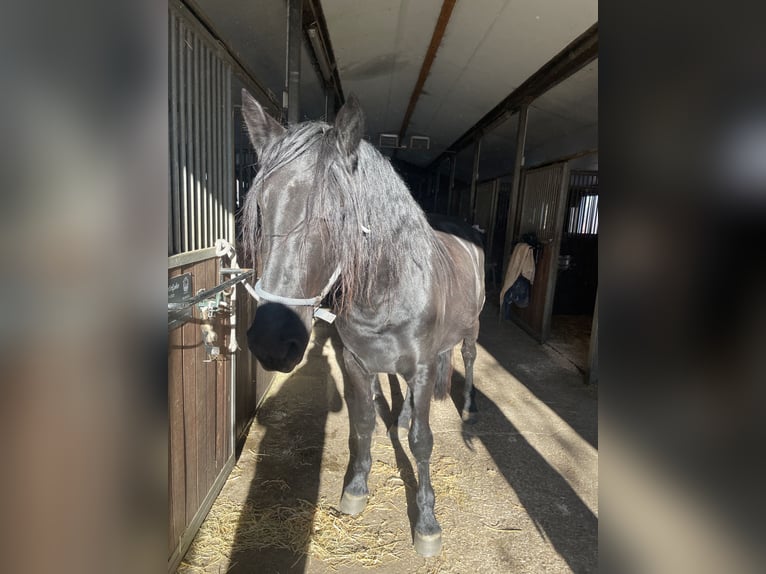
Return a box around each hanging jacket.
[500,243,536,307]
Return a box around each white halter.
[253,265,341,308]
[246,224,369,323]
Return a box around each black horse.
[241,90,485,556]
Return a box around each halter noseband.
[253,265,341,312]
[248,225,368,322]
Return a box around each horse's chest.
[335,320,421,376]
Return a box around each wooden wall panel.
[234,282,276,442]
[180,289,199,522]
[169,253,277,570]
[169,256,235,568]
[255,361,274,415]
[168,268,185,555]
[215,350,226,469]
[235,283,253,441]
[202,259,216,491]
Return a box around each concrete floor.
[547,314,594,373]
[179,304,598,573]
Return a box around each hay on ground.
[179,442,467,572]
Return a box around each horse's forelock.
[242,121,327,267]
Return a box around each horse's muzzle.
[246,302,311,372]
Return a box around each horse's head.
[240,89,363,372]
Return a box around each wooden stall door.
[168,257,234,571]
[167,1,280,571]
[510,162,570,342]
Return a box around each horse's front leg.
[408,362,442,556]
[338,348,376,516]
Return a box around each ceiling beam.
[304,0,345,107]
[398,0,457,140]
[428,21,598,169]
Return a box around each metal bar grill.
[214,54,221,244]
[169,3,235,256]
[565,171,599,236]
[178,21,189,253]
[212,51,219,244]
[193,33,203,249]
[207,46,215,247]
[226,66,234,243]
[170,12,182,254]
[201,40,209,249]
[221,57,227,241]
[185,26,196,251]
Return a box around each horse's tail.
[434,349,453,400]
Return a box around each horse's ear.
[334,94,364,159]
[241,89,284,155]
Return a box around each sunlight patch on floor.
[459,343,598,518]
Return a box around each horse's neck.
[353,226,440,311]
[350,162,441,308]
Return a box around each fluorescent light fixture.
[307,26,333,82]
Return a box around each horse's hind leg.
[339,348,376,516]
[392,384,412,439]
[461,327,479,424]
[408,362,442,556]
[371,375,383,400]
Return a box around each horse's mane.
[242,119,451,314]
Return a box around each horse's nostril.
[284,338,301,360]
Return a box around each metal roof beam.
[399,0,458,140]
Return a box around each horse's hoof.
[461,410,478,424]
[414,530,442,557]
[338,492,367,516]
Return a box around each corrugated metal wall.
[474,180,499,267]
[518,163,568,242]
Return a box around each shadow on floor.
[372,374,420,539]
[479,306,598,449]
[449,371,598,573]
[228,326,343,574]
